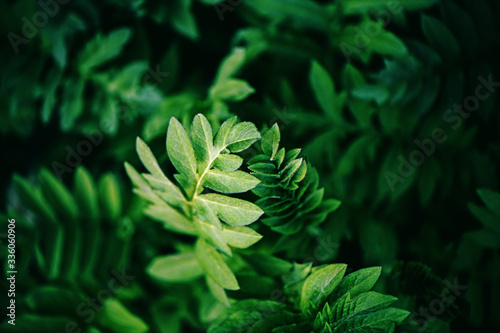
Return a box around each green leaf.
[262,123,281,159]
[214,117,238,150]
[310,60,337,119]
[469,203,500,233]
[256,197,295,215]
[210,78,255,102]
[79,28,132,74]
[327,291,399,326]
[171,0,198,40]
[198,193,264,226]
[300,263,347,313]
[60,78,84,131]
[174,173,197,198]
[343,64,366,89]
[421,15,460,61]
[39,168,78,220]
[348,292,397,315]
[283,149,302,166]
[222,225,263,249]
[13,174,57,223]
[274,148,286,169]
[333,306,409,332]
[281,158,303,182]
[194,218,232,255]
[191,114,214,172]
[167,117,198,182]
[289,161,307,185]
[249,162,277,175]
[195,239,239,290]
[214,154,244,172]
[368,28,408,57]
[477,189,500,218]
[98,299,149,333]
[204,170,260,194]
[100,95,119,135]
[283,262,313,296]
[207,276,231,307]
[109,61,148,94]
[300,188,324,213]
[352,85,390,105]
[215,48,246,83]
[227,122,261,152]
[142,174,185,207]
[207,300,286,333]
[136,137,166,178]
[243,253,293,276]
[42,68,62,123]
[147,253,204,282]
[145,204,196,235]
[98,173,122,220]
[329,267,382,302]
[442,1,479,59]
[74,167,99,221]
[26,286,84,318]
[195,198,222,228]
[125,162,155,194]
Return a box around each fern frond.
[2,167,147,333]
[248,124,341,236]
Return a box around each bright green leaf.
[167,117,198,184]
[300,263,347,313]
[195,239,239,290]
[191,114,214,173]
[98,299,149,333]
[198,193,264,226]
[310,60,337,119]
[222,225,262,249]
[204,170,260,194]
[210,79,255,102]
[213,154,244,172]
[147,253,204,282]
[136,137,166,178]
[261,123,280,159]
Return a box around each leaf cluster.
[127,114,264,304]
[209,265,410,333]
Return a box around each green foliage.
[209,264,409,333]
[125,114,409,331]
[127,114,265,303]
[1,0,498,331]
[142,47,255,143]
[1,167,145,333]
[249,124,341,238]
[452,189,500,326]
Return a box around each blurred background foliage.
[1,0,499,332]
